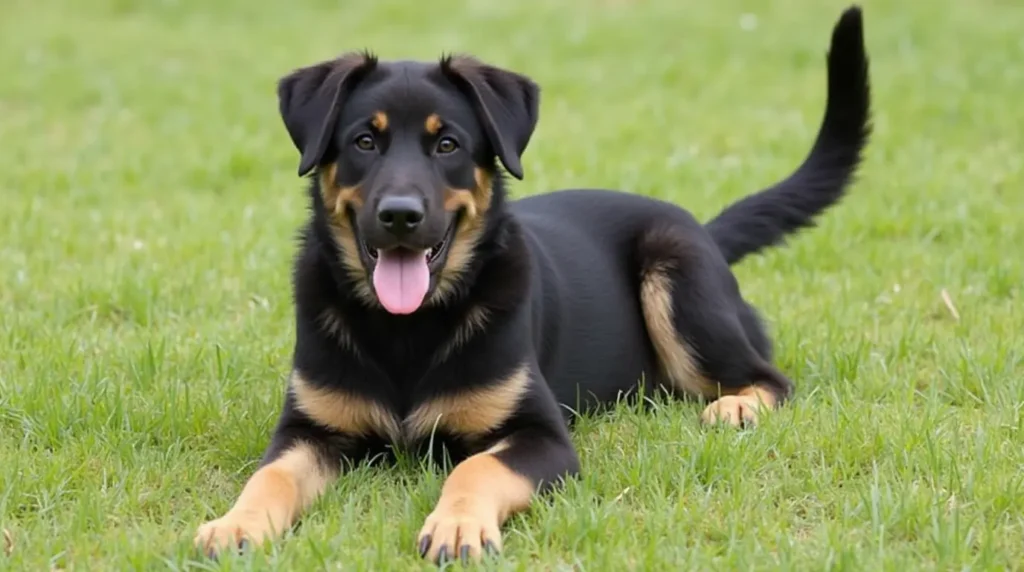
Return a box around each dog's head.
[277,52,538,315]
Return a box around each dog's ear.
[440,55,539,180]
[278,51,377,177]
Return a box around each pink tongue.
[372,249,430,315]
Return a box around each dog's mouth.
[365,225,454,266]
[354,212,461,315]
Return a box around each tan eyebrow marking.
[425,113,443,135]
[372,111,389,131]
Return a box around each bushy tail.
[706,6,872,265]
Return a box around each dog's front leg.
[194,371,375,557]
[194,439,335,557]
[416,379,579,564]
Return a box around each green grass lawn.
[2,0,1023,569]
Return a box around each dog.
[194,6,871,564]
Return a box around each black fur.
[278,52,380,177]
[706,8,871,264]
[204,6,871,564]
[440,54,540,180]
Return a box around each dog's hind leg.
[636,225,793,427]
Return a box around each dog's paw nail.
[436,544,450,564]
[484,539,499,555]
[238,538,249,553]
[418,535,432,557]
[459,545,471,563]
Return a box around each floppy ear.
[440,55,540,180]
[277,51,377,177]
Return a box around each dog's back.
[510,7,871,411]
[515,7,870,271]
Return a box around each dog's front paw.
[701,395,763,427]
[193,511,279,558]
[417,495,501,565]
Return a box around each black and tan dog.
[194,6,871,564]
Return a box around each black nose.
[376,196,425,237]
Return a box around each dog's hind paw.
[193,512,274,559]
[700,395,764,427]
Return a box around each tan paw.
[417,495,502,564]
[700,395,764,427]
[193,511,282,557]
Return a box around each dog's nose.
[376,196,425,237]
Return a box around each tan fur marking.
[194,442,334,552]
[405,364,530,440]
[483,438,512,455]
[432,169,494,305]
[334,187,363,212]
[317,166,376,305]
[333,234,375,304]
[417,449,534,561]
[443,168,493,219]
[291,372,401,442]
[700,385,777,427]
[372,111,389,131]
[639,266,717,396]
[443,188,478,217]
[424,113,442,135]
[328,221,376,305]
[471,168,494,218]
[320,165,364,213]
[641,266,781,426]
[731,385,777,405]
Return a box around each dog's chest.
[291,373,511,451]
[368,389,510,450]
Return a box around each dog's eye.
[435,137,459,155]
[354,134,376,152]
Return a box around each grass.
[1,0,1023,569]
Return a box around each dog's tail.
[705,6,872,266]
